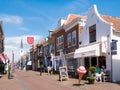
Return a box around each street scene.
[0,0,120,90]
[0,69,120,90]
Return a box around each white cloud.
[5,45,18,50]
[0,14,23,24]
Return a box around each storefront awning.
[74,43,100,58]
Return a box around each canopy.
[74,43,100,58]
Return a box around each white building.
[74,5,120,82]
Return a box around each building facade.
[74,5,120,82]
[51,14,86,76]
[0,21,4,53]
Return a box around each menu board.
[59,66,68,81]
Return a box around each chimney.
[58,18,66,26]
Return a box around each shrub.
[87,76,96,84]
[87,76,96,81]
[89,66,96,73]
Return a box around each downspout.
[109,26,113,82]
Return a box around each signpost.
[59,66,68,81]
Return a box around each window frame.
[56,35,64,51]
[89,24,96,43]
[72,30,76,46]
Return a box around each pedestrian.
[40,61,44,76]
[8,65,11,79]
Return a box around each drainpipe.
[109,27,113,82]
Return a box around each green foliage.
[87,66,96,84]
[87,76,96,84]
[89,66,96,73]
[87,76,96,81]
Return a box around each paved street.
[0,70,120,90]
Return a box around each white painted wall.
[79,5,111,46]
[111,32,120,81]
[78,5,120,82]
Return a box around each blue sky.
[0,0,120,61]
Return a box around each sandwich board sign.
[59,66,68,81]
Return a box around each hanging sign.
[27,36,34,44]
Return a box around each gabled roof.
[66,14,86,25]
[52,14,86,33]
[100,14,120,32]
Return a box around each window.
[44,45,49,55]
[50,44,54,53]
[111,39,118,55]
[72,31,76,46]
[89,24,96,43]
[67,33,71,47]
[67,30,76,48]
[57,35,64,51]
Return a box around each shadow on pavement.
[72,83,85,86]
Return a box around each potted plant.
[86,66,96,84]
[89,66,96,74]
[87,76,96,84]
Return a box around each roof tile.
[100,14,120,31]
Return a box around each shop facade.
[74,5,120,82]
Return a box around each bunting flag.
[0,52,6,64]
[44,55,48,69]
[51,53,56,71]
[60,50,66,66]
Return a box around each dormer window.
[89,24,96,43]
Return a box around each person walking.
[40,61,44,76]
[8,65,11,79]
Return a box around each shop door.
[91,57,97,66]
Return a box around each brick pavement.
[0,73,23,90]
[39,71,120,90]
[0,70,120,90]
